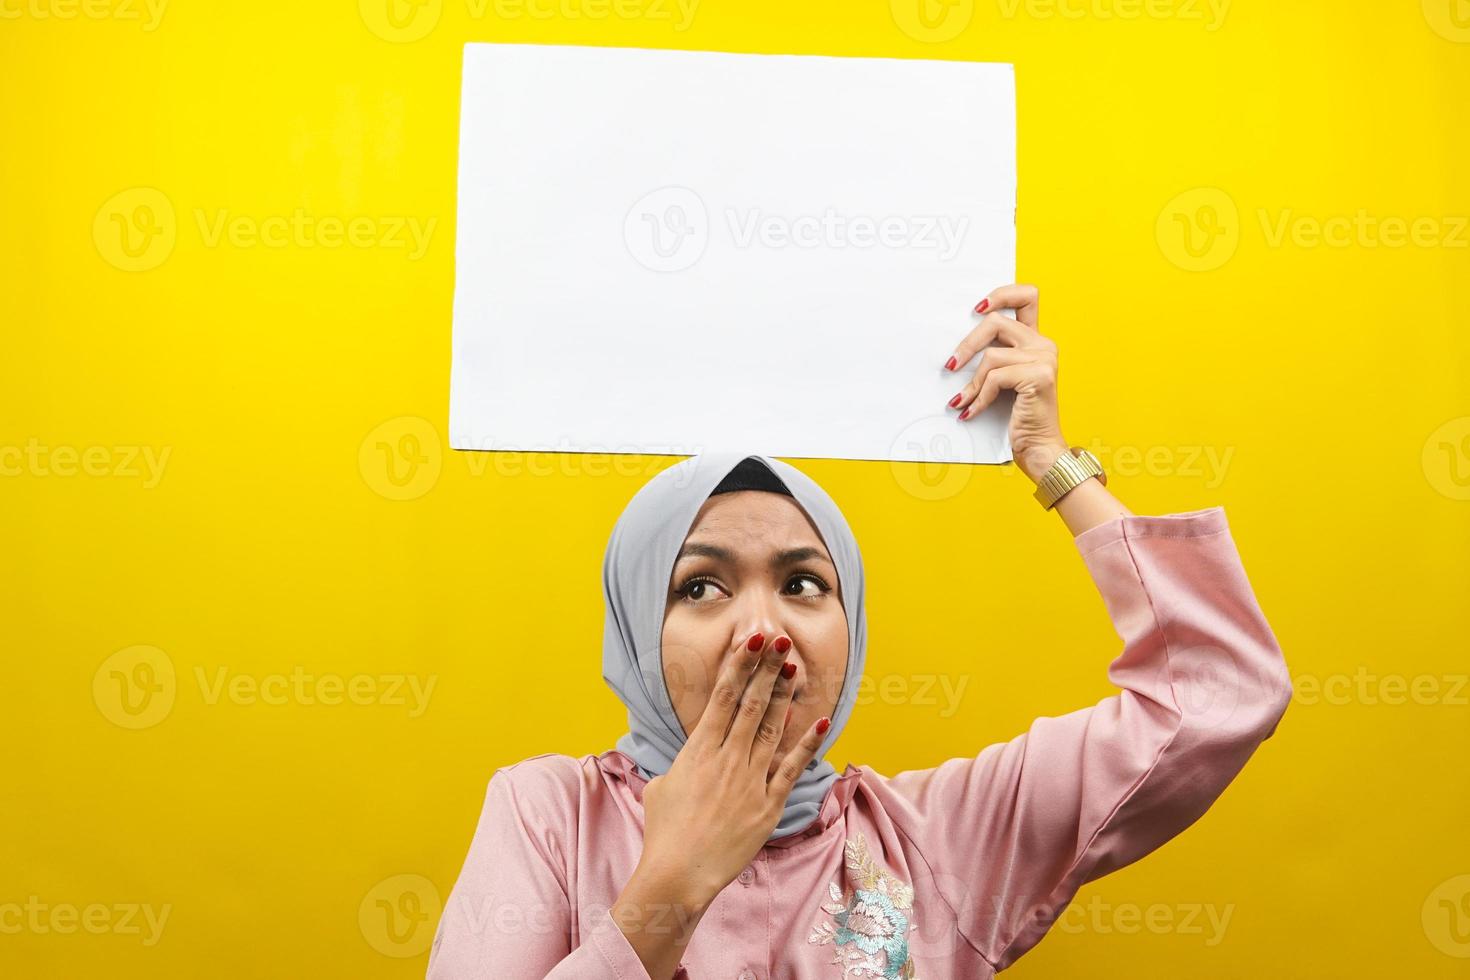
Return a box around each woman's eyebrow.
[675,541,833,568]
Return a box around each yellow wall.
[4,1,1468,976]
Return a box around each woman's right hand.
[639,630,831,905]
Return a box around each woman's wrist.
[1015,440,1070,484]
[612,860,711,980]
[623,857,716,924]
[1017,437,1134,536]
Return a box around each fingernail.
[958,408,971,421]
[948,393,962,408]
[773,635,792,654]
[975,298,990,314]
[747,632,764,652]
[816,716,830,735]
[781,661,796,679]
[944,355,957,371]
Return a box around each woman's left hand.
[943,282,1070,484]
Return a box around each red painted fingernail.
[773,635,792,654]
[948,393,962,408]
[747,632,764,652]
[958,408,971,421]
[816,717,831,735]
[781,661,796,679]
[944,355,957,371]
[975,298,990,314]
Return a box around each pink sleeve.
[873,506,1292,973]
[428,768,690,980]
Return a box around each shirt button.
[738,971,757,980]
[737,866,755,885]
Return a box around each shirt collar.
[595,748,862,846]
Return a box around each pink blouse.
[427,506,1292,979]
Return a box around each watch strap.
[1034,447,1105,510]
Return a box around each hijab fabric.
[602,452,867,841]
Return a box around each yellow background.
[4,0,1468,976]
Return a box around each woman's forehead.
[680,491,831,559]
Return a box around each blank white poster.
[450,43,1017,465]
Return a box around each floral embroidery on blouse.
[807,831,920,979]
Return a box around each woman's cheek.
[660,625,707,730]
[811,611,849,709]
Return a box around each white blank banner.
[450,43,1017,464]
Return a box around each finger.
[962,362,1057,420]
[768,715,831,799]
[750,655,798,773]
[722,634,791,755]
[686,631,767,754]
[944,311,1037,374]
[948,346,1035,413]
[972,283,1040,330]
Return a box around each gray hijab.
[602,452,867,841]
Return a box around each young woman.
[427,284,1292,979]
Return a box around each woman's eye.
[678,578,728,603]
[785,574,828,598]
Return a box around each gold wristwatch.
[1033,446,1106,510]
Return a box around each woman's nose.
[742,622,794,656]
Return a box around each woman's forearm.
[1052,469,1134,536]
[609,859,711,980]
[1018,442,1134,537]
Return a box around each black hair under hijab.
[707,456,795,497]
